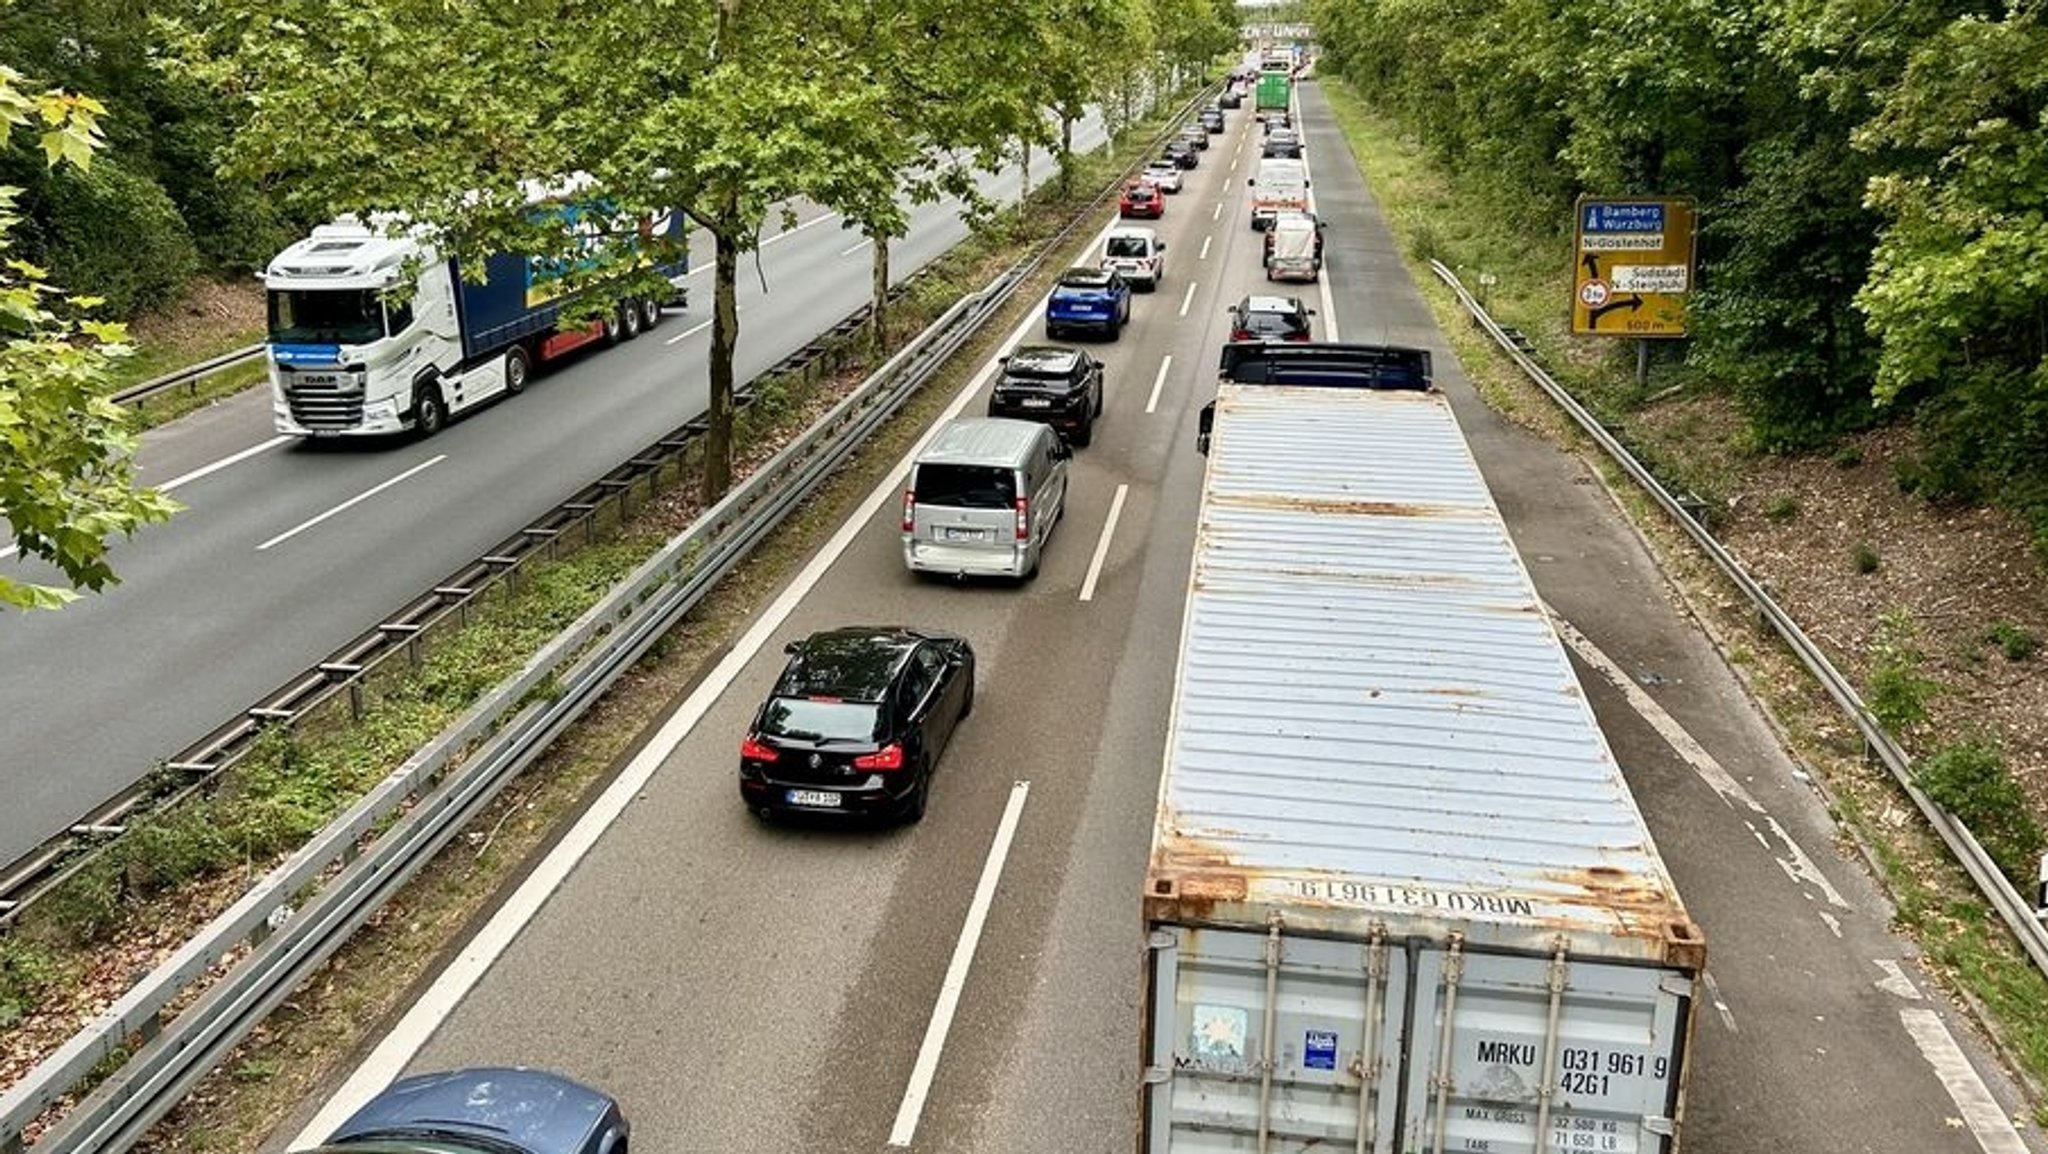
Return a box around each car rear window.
[915,463,1016,508]
[1242,310,1303,336]
[760,697,883,742]
[1106,236,1150,257]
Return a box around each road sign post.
[1571,197,1696,340]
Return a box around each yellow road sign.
[1571,197,1696,338]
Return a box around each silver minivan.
[902,417,1071,580]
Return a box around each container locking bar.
[1353,922,1388,1154]
[1429,933,1467,1154]
[1533,939,1572,1147]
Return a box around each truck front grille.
[283,375,367,429]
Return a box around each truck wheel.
[504,347,531,395]
[640,298,662,331]
[413,383,447,438]
[619,300,643,340]
[601,311,622,347]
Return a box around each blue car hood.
[329,1068,617,1154]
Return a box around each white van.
[1247,158,1309,231]
[1101,227,1167,292]
[902,418,1071,581]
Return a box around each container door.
[1400,946,1691,1154]
[1145,926,1407,1153]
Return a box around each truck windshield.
[268,289,385,345]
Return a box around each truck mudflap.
[1141,921,1694,1154]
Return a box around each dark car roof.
[1059,267,1116,287]
[327,1068,616,1154]
[780,627,935,701]
[1005,346,1085,376]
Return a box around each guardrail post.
[2035,855,2048,927]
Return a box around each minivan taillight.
[740,734,780,762]
[901,489,916,532]
[1015,496,1030,541]
[1232,329,1253,341]
[854,743,905,770]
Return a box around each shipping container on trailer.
[1147,342,1706,1154]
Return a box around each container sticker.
[1190,1004,1248,1060]
[1304,1029,1338,1070]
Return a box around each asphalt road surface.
[280,83,2044,1154]
[0,115,1111,867]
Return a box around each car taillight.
[901,489,915,532]
[854,743,904,770]
[1015,496,1029,541]
[1287,331,1311,342]
[1232,329,1253,341]
[740,734,780,762]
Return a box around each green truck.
[1255,71,1291,115]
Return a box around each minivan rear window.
[915,463,1017,508]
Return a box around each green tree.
[0,66,179,611]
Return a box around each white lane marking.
[255,455,445,552]
[682,211,839,279]
[664,317,713,346]
[2,434,296,561]
[1078,485,1129,604]
[296,216,1116,1150]
[1302,174,1340,342]
[1551,613,1855,910]
[1178,281,1197,319]
[160,436,293,494]
[1818,910,1843,938]
[888,780,1032,1146]
[1900,1007,2030,1154]
[1702,971,1738,1033]
[1211,202,1222,222]
[1229,154,1238,174]
[1875,959,1923,1000]
[840,236,873,258]
[1199,236,1212,261]
[1145,356,1172,415]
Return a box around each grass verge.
[1316,76,2048,1114]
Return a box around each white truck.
[1152,342,1706,1154]
[262,182,687,438]
[1101,227,1168,292]
[1247,158,1309,231]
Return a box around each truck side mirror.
[1197,402,1216,456]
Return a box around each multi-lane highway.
[0,118,1107,867]
[274,81,2042,1154]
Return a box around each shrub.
[37,157,201,317]
[1916,741,2044,886]
[1852,542,1881,574]
[1986,622,2040,662]
[1764,495,1800,522]
[1866,609,1937,731]
[1832,444,1865,469]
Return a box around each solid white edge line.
[295,212,1121,1150]
[1198,236,1212,262]
[664,317,714,346]
[681,210,839,279]
[1177,281,1198,319]
[256,455,445,552]
[839,237,873,258]
[886,780,1032,1146]
[1077,484,1129,604]
[1302,171,1339,342]
[1900,1008,2030,1154]
[1145,356,1172,415]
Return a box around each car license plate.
[1020,398,1052,409]
[942,526,988,541]
[786,789,842,808]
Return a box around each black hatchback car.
[1226,294,1317,342]
[1163,140,1198,169]
[1199,108,1225,133]
[990,345,1105,446]
[739,626,975,823]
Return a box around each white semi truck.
[262,183,687,438]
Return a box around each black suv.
[739,627,975,824]
[1199,108,1225,133]
[1226,294,1317,342]
[1163,140,1198,169]
[990,346,1105,446]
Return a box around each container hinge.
[1143,1065,1173,1086]
[1643,1116,1677,1137]
[1148,929,1177,952]
[1659,973,1695,999]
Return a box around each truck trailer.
[262,180,688,438]
[1149,342,1706,1154]
[1255,72,1291,117]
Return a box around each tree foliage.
[1312,0,2048,552]
[0,68,179,611]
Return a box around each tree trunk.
[1058,115,1074,197]
[869,228,890,353]
[1019,136,1032,201]
[705,217,740,503]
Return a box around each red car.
[1119,181,1164,219]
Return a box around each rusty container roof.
[1150,385,1701,967]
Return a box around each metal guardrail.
[112,344,266,407]
[0,82,1219,1154]
[1428,259,2048,980]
